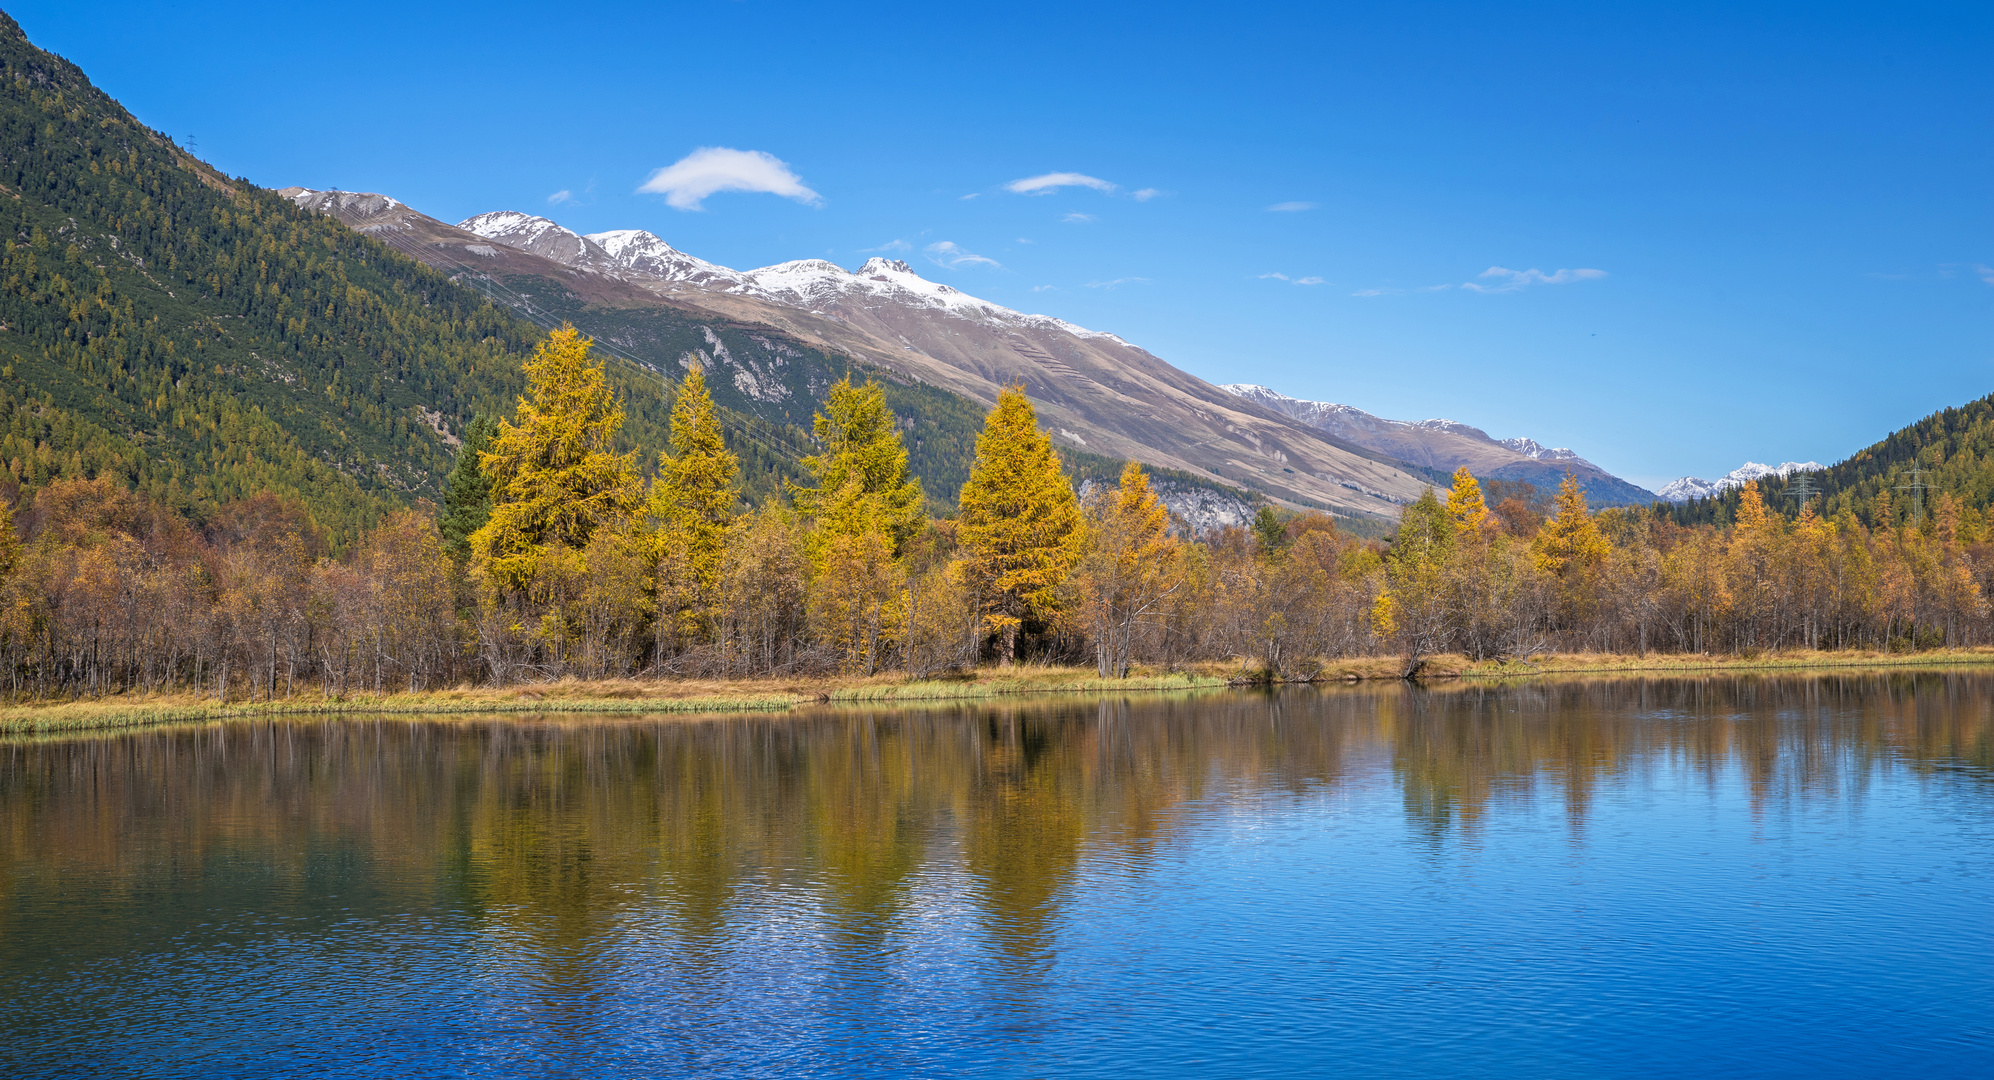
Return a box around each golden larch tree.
[954,386,1082,664]
[1444,467,1492,535]
[639,364,739,656]
[794,377,925,672]
[1079,461,1182,678]
[469,326,642,593]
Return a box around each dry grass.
[10,649,1988,735]
[1447,647,1994,680]
[0,667,1234,735]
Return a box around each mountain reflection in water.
[1,675,1988,1078]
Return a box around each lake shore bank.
[5,648,1992,734]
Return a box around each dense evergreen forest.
[1668,392,1994,531]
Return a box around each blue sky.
[20,1,1991,489]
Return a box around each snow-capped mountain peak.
[455,206,1133,344]
[458,211,616,271]
[1655,460,1825,503]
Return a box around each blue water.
[1,676,1988,1077]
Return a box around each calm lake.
[1,676,1988,1077]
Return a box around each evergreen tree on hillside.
[954,386,1082,664]
[440,415,498,563]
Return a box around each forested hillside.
[0,13,857,542]
[1670,392,1994,533]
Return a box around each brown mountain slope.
[286,190,1432,516]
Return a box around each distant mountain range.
[1656,461,1825,504]
[1220,384,1658,506]
[289,191,1451,518]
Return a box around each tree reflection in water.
[0,674,1986,1075]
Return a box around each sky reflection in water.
[1,675,1989,1077]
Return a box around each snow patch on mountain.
[584,229,746,288]
[458,211,618,272]
[459,209,1133,344]
[1655,461,1825,503]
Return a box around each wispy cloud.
[1016,237,1034,244]
[1085,277,1149,289]
[1460,266,1607,293]
[1261,271,1325,285]
[1351,287,1400,298]
[546,189,574,205]
[638,147,821,211]
[1977,264,1994,285]
[1296,276,1325,285]
[1132,188,1162,202]
[925,241,1000,269]
[1062,212,1096,224]
[1031,284,1057,292]
[1266,201,1317,212]
[1259,272,1290,281]
[1006,172,1116,195]
[960,192,979,200]
[861,239,912,253]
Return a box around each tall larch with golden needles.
[954,386,1082,664]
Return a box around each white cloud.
[546,189,573,205]
[861,239,912,253]
[1461,266,1607,293]
[1295,276,1325,286]
[1006,172,1116,195]
[1266,201,1317,212]
[637,147,822,211]
[1262,272,1325,285]
[1085,277,1149,289]
[1031,284,1057,292]
[1132,188,1162,201]
[1016,237,1035,244]
[1259,272,1290,281]
[925,241,1001,269]
[960,192,979,200]
[1062,212,1096,224]
[1977,264,1994,285]
[1351,287,1400,297]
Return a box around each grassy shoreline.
[0,670,1232,734]
[4,651,1991,734]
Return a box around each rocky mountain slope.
[1221,384,1658,506]
[286,196,1437,516]
[1656,462,1824,504]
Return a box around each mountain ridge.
[290,192,1444,517]
[1220,383,1659,506]
[1656,461,1825,504]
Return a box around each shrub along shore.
[5,651,1991,735]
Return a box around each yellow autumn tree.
[638,364,738,658]
[793,377,925,672]
[468,326,642,672]
[1444,467,1492,535]
[1372,487,1457,675]
[954,386,1083,664]
[1531,472,1610,638]
[1078,461,1182,678]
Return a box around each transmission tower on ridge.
[1895,465,1930,529]
[1786,470,1818,511]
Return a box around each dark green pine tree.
[440,415,498,562]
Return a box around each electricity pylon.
[1895,466,1929,529]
